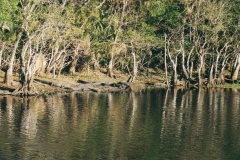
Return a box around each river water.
[0,88,240,160]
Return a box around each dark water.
[0,88,240,160]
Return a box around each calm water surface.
[0,88,240,160]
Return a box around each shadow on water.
[0,88,240,159]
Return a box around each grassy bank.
[216,83,240,89]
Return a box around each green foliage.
[0,0,22,40]
[1,0,240,82]
[147,0,167,17]
[99,57,110,67]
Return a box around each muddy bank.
[0,70,168,95]
[0,78,168,95]
[35,78,149,93]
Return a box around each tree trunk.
[4,29,23,86]
[92,53,100,70]
[107,1,127,78]
[107,55,114,78]
[0,42,6,67]
[68,44,80,75]
[198,54,204,86]
[217,55,230,84]
[57,55,66,77]
[173,63,178,85]
[207,64,215,88]
[167,38,178,86]
[180,26,189,80]
[182,57,189,80]
[69,58,78,75]
[186,46,194,79]
[219,72,225,84]
[215,42,229,82]
[164,33,169,86]
[214,54,220,79]
[132,51,138,82]
[127,46,138,83]
[231,54,240,82]
[35,53,46,74]
[13,61,39,96]
[189,61,193,79]
[13,41,39,96]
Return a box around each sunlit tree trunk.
[107,0,127,78]
[164,33,169,86]
[45,43,68,77]
[4,0,37,86]
[231,54,240,83]
[198,54,204,86]
[214,54,220,79]
[13,39,40,96]
[168,47,178,85]
[127,42,138,83]
[46,43,59,74]
[0,42,6,67]
[186,47,194,79]
[207,64,215,87]
[180,25,189,80]
[218,54,231,84]
[107,53,114,78]
[4,28,23,86]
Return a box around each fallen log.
[34,78,53,85]
[0,90,11,95]
[0,85,15,92]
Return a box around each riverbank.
[0,69,167,95]
[0,69,239,96]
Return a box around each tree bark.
[13,40,39,96]
[69,58,78,75]
[107,57,114,78]
[127,44,138,83]
[167,46,178,85]
[4,28,23,86]
[207,64,215,87]
[107,0,127,78]
[180,26,189,80]
[186,46,194,79]
[172,63,178,85]
[198,54,204,86]
[231,54,240,82]
[218,54,230,84]
[68,44,80,75]
[164,33,169,86]
[0,42,6,67]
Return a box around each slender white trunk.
[0,42,6,67]
[5,28,23,86]
[232,54,240,81]
[132,49,138,82]
[186,46,194,79]
[168,49,178,85]
[198,54,204,86]
[180,26,189,79]
[164,33,169,86]
[214,54,220,79]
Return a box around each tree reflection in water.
[0,88,240,159]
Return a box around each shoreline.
[0,70,239,96]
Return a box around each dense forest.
[0,0,240,95]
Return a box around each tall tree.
[0,0,22,86]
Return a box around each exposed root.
[12,85,39,96]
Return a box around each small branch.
[96,0,106,9]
